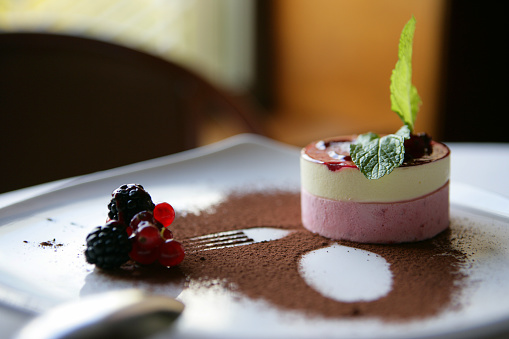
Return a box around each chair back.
[0,33,259,193]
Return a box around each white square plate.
[1,134,509,339]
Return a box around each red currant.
[160,227,174,240]
[158,240,185,267]
[130,211,156,231]
[153,202,175,227]
[126,226,134,237]
[129,240,160,265]
[135,222,164,250]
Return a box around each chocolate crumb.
[39,239,64,248]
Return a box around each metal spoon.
[15,289,184,339]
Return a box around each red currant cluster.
[127,202,185,267]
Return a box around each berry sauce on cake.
[300,135,450,243]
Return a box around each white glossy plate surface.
[1,134,509,339]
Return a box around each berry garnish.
[129,240,160,265]
[158,240,185,267]
[161,227,174,240]
[135,222,164,250]
[128,206,182,266]
[85,221,131,269]
[86,184,184,269]
[130,211,157,231]
[126,226,134,237]
[153,202,175,227]
[107,184,155,225]
[404,133,432,162]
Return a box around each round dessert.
[300,136,450,243]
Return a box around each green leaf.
[356,132,379,144]
[350,126,410,180]
[395,124,411,139]
[390,16,421,131]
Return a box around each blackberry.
[107,184,155,225]
[85,221,131,269]
[404,133,432,162]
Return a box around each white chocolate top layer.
[300,137,450,202]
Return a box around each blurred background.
[0,0,506,192]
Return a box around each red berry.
[129,240,160,265]
[160,227,174,240]
[154,203,175,227]
[135,222,163,250]
[130,211,156,231]
[126,226,134,237]
[158,240,185,267]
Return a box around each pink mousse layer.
[301,182,450,244]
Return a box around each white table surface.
[0,139,508,338]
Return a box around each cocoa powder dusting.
[113,190,467,322]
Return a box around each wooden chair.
[0,32,261,193]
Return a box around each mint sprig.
[350,16,420,180]
[350,126,410,180]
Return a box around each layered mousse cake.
[300,16,447,244]
[300,136,450,243]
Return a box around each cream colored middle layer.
[300,155,450,202]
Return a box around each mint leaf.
[355,132,379,144]
[390,16,421,131]
[395,124,411,139]
[350,126,410,180]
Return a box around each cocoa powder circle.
[111,190,467,321]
